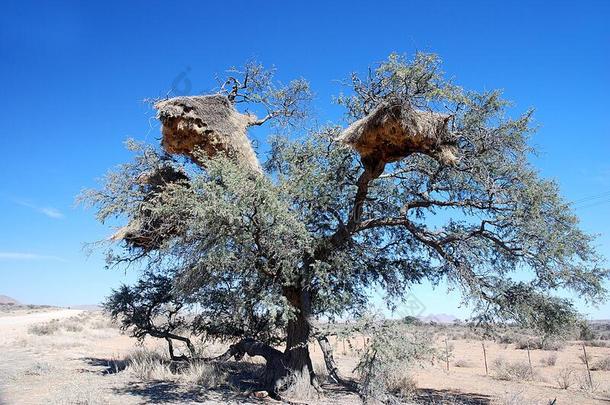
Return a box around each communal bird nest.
[154,94,262,173]
[111,165,188,251]
[337,102,458,170]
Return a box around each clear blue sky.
[1,0,608,319]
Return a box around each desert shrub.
[497,333,517,344]
[355,320,432,403]
[492,358,534,381]
[459,330,480,340]
[454,359,472,368]
[539,353,557,367]
[590,356,610,371]
[61,320,84,333]
[28,320,60,335]
[555,367,574,389]
[386,373,417,398]
[514,337,564,351]
[89,318,115,329]
[576,371,600,392]
[585,340,609,348]
[579,322,596,341]
[541,340,564,351]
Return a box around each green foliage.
[103,272,191,344]
[579,321,597,341]
[83,53,608,390]
[353,319,432,403]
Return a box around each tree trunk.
[283,286,317,387]
[217,286,320,395]
[216,338,289,395]
[317,335,359,391]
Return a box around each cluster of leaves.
[104,271,196,359]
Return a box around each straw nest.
[337,103,458,169]
[111,165,188,250]
[155,94,262,173]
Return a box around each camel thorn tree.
[82,53,608,397]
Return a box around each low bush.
[387,373,417,398]
[492,358,534,381]
[514,338,563,351]
[555,367,574,389]
[585,340,609,348]
[539,353,557,367]
[454,359,472,368]
[28,320,60,336]
[590,356,610,371]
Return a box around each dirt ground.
[0,308,609,404]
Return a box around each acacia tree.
[84,54,607,394]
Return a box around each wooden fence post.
[482,342,488,376]
[445,337,450,372]
[526,341,533,376]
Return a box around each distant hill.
[0,295,21,305]
[418,313,459,324]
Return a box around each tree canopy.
[83,53,608,396]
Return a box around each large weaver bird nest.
[155,94,262,173]
[111,165,188,250]
[337,102,458,170]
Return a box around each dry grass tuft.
[120,348,228,388]
[28,319,61,335]
[492,357,535,381]
[539,353,557,367]
[123,348,174,380]
[454,359,472,368]
[180,361,227,388]
[387,372,418,398]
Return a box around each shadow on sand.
[413,388,492,404]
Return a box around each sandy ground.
[1,308,609,404]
